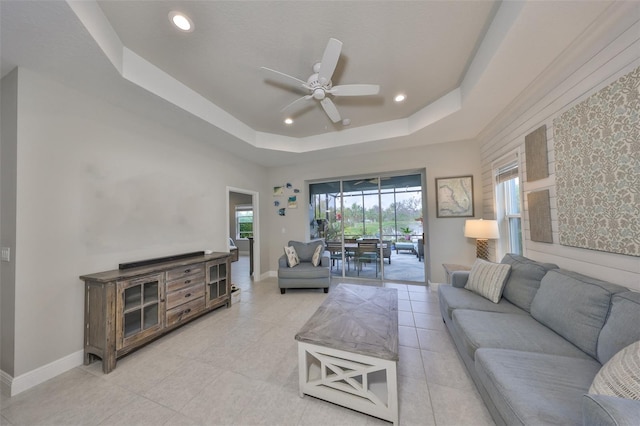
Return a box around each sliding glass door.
[310,173,425,283]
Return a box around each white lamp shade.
[464,219,499,239]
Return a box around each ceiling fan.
[354,177,391,186]
[260,38,380,123]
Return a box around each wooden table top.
[295,284,399,361]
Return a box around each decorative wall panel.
[525,125,549,181]
[528,190,553,243]
[553,66,640,257]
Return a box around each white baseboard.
[1,369,12,397]
[6,350,84,396]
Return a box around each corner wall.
[1,69,18,381]
[4,68,268,391]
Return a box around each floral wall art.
[553,65,639,257]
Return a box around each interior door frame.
[227,186,260,279]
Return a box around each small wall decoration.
[273,186,284,196]
[278,208,286,216]
[554,65,639,257]
[435,175,474,218]
[528,190,553,243]
[288,196,298,209]
[274,201,280,207]
[525,125,549,182]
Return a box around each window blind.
[496,163,519,184]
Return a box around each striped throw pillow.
[590,340,640,400]
[465,259,511,303]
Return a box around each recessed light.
[394,94,406,103]
[284,118,293,125]
[169,11,193,32]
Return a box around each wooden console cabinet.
[80,252,231,373]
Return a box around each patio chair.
[326,241,348,270]
[354,241,379,276]
[382,240,392,264]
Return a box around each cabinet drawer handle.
[183,308,191,315]
[184,269,191,274]
[184,293,191,298]
[184,279,191,284]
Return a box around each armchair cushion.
[287,240,325,262]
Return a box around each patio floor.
[330,249,426,283]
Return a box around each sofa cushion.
[283,245,299,267]
[597,291,640,364]
[464,259,511,303]
[590,340,640,400]
[475,348,601,426]
[500,253,558,312]
[438,285,525,322]
[530,269,628,359]
[582,394,640,426]
[288,240,324,262]
[452,310,593,361]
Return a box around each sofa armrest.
[451,271,470,288]
[582,394,640,426]
[278,254,288,269]
[320,255,330,268]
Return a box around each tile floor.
[0,256,494,425]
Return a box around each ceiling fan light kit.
[261,38,380,124]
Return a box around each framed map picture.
[435,175,474,218]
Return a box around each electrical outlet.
[1,247,10,262]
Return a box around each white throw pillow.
[589,340,640,400]
[311,244,323,266]
[284,246,299,268]
[464,259,511,303]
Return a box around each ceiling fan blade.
[260,67,308,89]
[320,98,341,123]
[281,95,312,112]
[330,84,380,96]
[317,38,342,85]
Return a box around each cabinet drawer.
[166,282,205,309]
[166,297,205,327]
[166,264,204,282]
[166,271,204,294]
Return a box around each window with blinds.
[494,158,522,256]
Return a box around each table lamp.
[464,219,499,260]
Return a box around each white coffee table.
[295,284,399,425]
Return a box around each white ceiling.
[1,1,632,167]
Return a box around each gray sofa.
[438,253,640,425]
[278,240,330,294]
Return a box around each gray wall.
[1,68,18,376]
[265,138,483,284]
[2,68,269,379]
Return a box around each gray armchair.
[278,240,330,294]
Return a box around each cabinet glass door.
[206,260,229,307]
[118,274,163,349]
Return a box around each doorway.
[309,172,427,283]
[227,187,259,278]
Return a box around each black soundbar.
[119,251,205,270]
